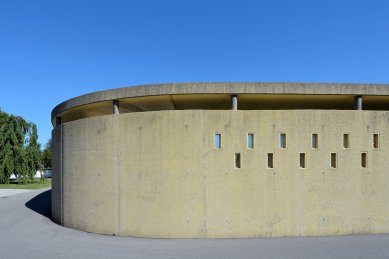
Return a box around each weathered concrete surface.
[52,110,389,238]
[2,188,389,259]
[52,82,389,120]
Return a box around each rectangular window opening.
[235,153,241,169]
[373,134,379,149]
[214,133,221,149]
[361,153,367,168]
[248,133,254,149]
[280,133,286,149]
[312,134,318,149]
[267,153,274,169]
[300,153,306,169]
[330,153,337,169]
[343,134,349,149]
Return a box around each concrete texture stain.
[52,110,389,238]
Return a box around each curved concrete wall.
[52,110,389,238]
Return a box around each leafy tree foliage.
[0,109,42,183]
[42,138,52,169]
[25,123,42,180]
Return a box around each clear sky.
[1,0,389,146]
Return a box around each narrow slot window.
[248,133,254,149]
[267,153,274,169]
[361,153,367,168]
[343,134,349,149]
[299,153,306,169]
[235,153,241,169]
[373,134,379,149]
[280,133,286,149]
[214,133,221,149]
[312,134,318,149]
[330,153,337,169]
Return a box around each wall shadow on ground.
[25,189,52,219]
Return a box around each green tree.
[0,112,30,183]
[25,123,42,181]
[0,109,9,183]
[0,108,43,184]
[42,138,52,170]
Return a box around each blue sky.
[1,0,389,146]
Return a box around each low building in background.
[9,170,52,180]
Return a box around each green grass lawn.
[0,179,52,189]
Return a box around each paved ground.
[1,189,389,259]
[0,188,34,198]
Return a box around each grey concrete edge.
[51,82,389,120]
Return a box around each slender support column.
[113,100,120,114]
[231,95,238,110]
[354,95,362,110]
[55,116,61,126]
